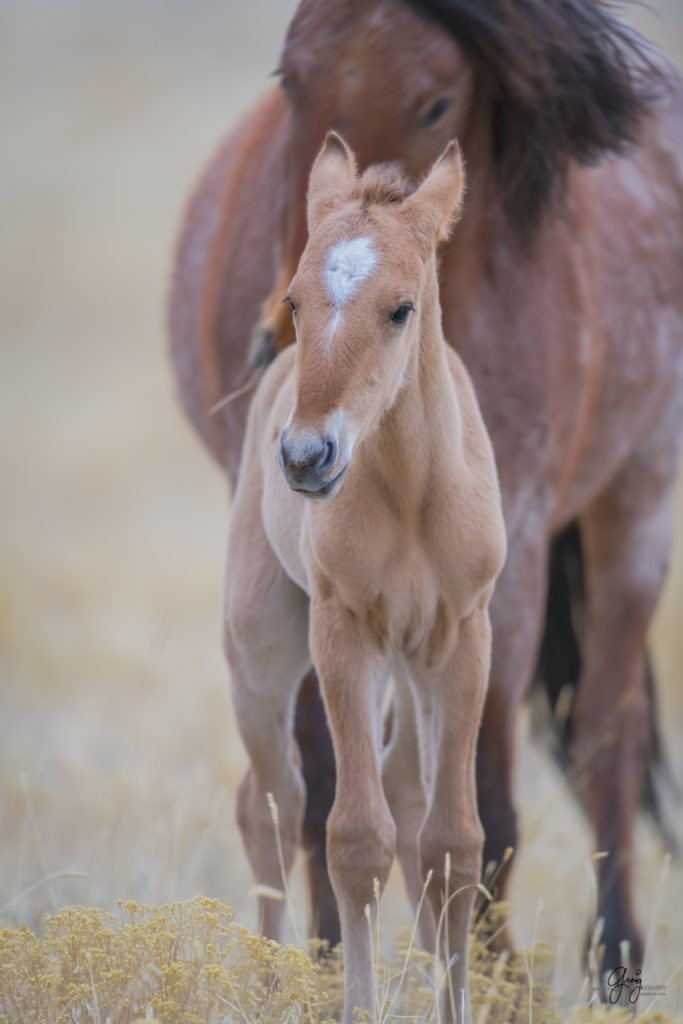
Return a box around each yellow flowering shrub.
[0,898,676,1024]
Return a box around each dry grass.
[0,898,323,1024]
[1,1,682,1022]
[0,895,678,1023]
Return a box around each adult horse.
[169,0,683,974]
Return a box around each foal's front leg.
[412,599,491,1024]
[309,593,396,1024]
[382,665,436,954]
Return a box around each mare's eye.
[390,304,413,325]
[423,97,451,128]
[285,296,296,315]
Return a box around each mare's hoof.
[585,918,644,1004]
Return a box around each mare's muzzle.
[279,429,344,498]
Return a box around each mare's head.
[279,133,464,500]
[254,0,658,369]
[279,0,658,233]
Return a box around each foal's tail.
[531,522,680,852]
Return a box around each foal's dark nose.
[279,429,338,493]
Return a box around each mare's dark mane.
[405,0,663,231]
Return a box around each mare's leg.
[224,531,310,941]
[572,431,678,975]
[411,600,491,1024]
[476,525,548,915]
[294,670,340,947]
[382,666,436,953]
[537,522,584,743]
[309,595,396,1024]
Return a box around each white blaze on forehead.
[324,236,377,309]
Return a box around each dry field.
[1,1,682,1020]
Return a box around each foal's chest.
[306,514,473,670]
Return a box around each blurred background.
[1,0,682,1012]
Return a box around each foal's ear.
[402,141,466,249]
[307,132,357,230]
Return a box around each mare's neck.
[443,89,533,321]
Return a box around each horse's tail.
[531,522,679,851]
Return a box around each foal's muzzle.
[279,429,346,499]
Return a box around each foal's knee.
[327,803,396,912]
[419,819,484,894]
[236,762,305,855]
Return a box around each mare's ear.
[402,141,466,250]
[307,132,357,231]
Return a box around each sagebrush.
[0,897,676,1024]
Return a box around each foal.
[223,133,505,1024]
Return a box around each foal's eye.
[284,296,296,315]
[422,97,451,129]
[390,304,414,325]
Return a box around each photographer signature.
[606,967,642,1004]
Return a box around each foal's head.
[279,133,464,499]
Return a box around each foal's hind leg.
[294,670,340,947]
[224,544,310,941]
[572,427,679,976]
[476,521,549,925]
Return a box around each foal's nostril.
[317,436,337,476]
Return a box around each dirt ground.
[1,0,682,1016]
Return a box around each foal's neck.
[372,257,462,499]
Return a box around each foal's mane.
[404,0,664,232]
[353,162,416,208]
